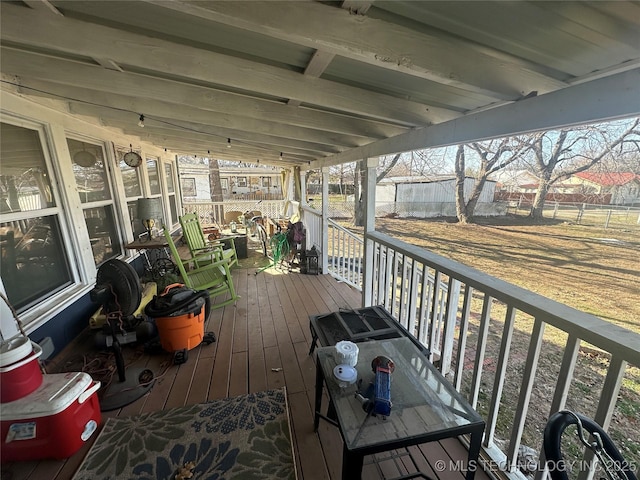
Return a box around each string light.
[0,81,300,163]
[280,152,283,160]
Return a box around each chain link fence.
[507,201,640,230]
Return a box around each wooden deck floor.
[3,265,491,480]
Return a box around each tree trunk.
[530,181,550,218]
[454,145,469,223]
[208,159,224,202]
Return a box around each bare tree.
[524,118,640,218]
[453,138,528,223]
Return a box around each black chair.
[543,410,636,480]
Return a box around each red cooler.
[1,372,101,462]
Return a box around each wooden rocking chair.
[162,228,238,309]
[179,213,238,269]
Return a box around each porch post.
[300,170,307,205]
[362,157,378,307]
[284,166,296,217]
[321,167,329,274]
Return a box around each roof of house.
[574,172,640,186]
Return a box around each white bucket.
[335,341,359,367]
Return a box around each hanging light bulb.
[279,152,283,161]
[227,138,232,148]
[138,114,145,128]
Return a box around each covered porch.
[4,267,493,480]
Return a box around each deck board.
[3,268,490,480]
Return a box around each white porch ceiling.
[1,0,639,167]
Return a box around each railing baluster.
[534,334,581,480]
[398,254,408,325]
[507,317,545,473]
[417,264,428,343]
[390,248,399,316]
[470,295,493,409]
[454,285,473,390]
[440,277,460,375]
[428,270,442,356]
[407,259,418,336]
[576,354,627,480]
[485,305,516,447]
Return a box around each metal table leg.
[342,444,364,480]
[314,357,323,432]
[466,425,484,480]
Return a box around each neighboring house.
[490,169,540,193]
[179,163,284,202]
[566,172,640,205]
[178,161,211,203]
[220,166,282,198]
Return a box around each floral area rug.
[72,388,296,480]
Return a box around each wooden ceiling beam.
[74,106,338,157]
[20,78,364,150]
[288,50,336,107]
[1,47,407,139]
[1,3,455,126]
[143,0,566,100]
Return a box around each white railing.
[365,231,640,479]
[367,241,460,375]
[327,218,364,290]
[321,220,458,371]
[182,200,286,224]
[301,205,322,251]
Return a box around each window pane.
[128,200,147,239]
[1,216,72,311]
[84,206,120,265]
[165,164,175,193]
[148,158,161,195]
[117,147,142,198]
[0,123,56,212]
[181,178,196,196]
[168,194,178,226]
[67,139,111,203]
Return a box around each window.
[147,157,161,195]
[117,146,142,198]
[67,138,121,265]
[1,122,73,312]
[236,176,247,187]
[182,178,197,196]
[164,162,178,227]
[261,177,271,188]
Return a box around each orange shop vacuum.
[144,284,216,364]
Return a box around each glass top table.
[314,337,485,480]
